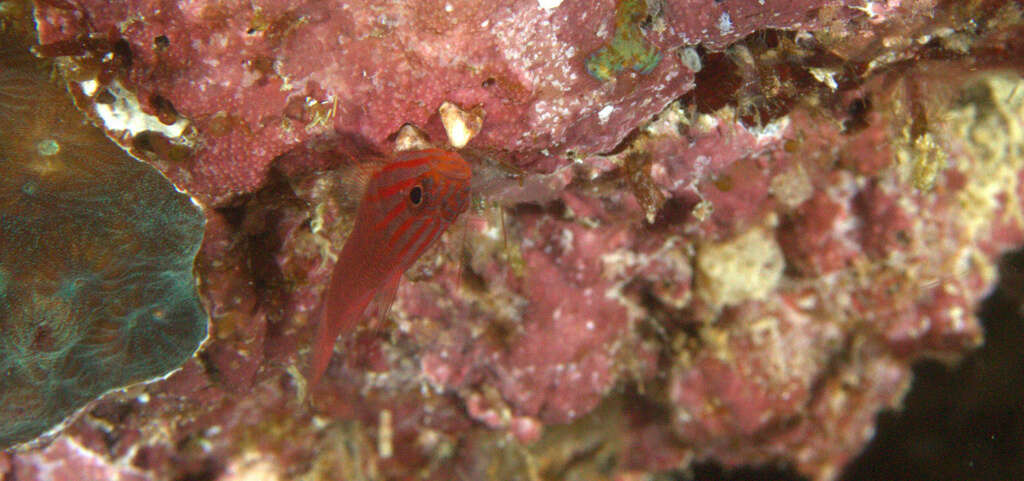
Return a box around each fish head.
[426,150,472,223]
[373,148,470,224]
[361,148,472,257]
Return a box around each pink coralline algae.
[9,0,1024,480]
[31,0,845,205]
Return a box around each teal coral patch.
[586,0,663,82]
[0,39,207,448]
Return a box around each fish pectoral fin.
[366,275,402,328]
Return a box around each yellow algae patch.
[695,226,785,309]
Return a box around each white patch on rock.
[93,81,189,138]
[79,79,98,96]
[769,165,814,208]
[695,227,784,309]
[394,123,432,151]
[439,101,483,148]
[717,12,733,35]
[598,105,614,124]
[679,47,702,72]
[808,67,839,90]
[537,0,563,9]
[748,116,791,145]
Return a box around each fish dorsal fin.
[325,159,384,213]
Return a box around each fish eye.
[409,185,423,206]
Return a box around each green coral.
[585,0,663,82]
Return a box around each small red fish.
[309,148,472,386]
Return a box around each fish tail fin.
[308,273,386,387]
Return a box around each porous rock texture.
[5,0,1024,480]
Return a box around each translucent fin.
[367,274,401,324]
[331,161,382,210]
[461,146,525,195]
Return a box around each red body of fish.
[309,148,472,386]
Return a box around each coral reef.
[4,0,1024,480]
[0,24,207,448]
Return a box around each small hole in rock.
[96,89,116,105]
[111,39,133,69]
